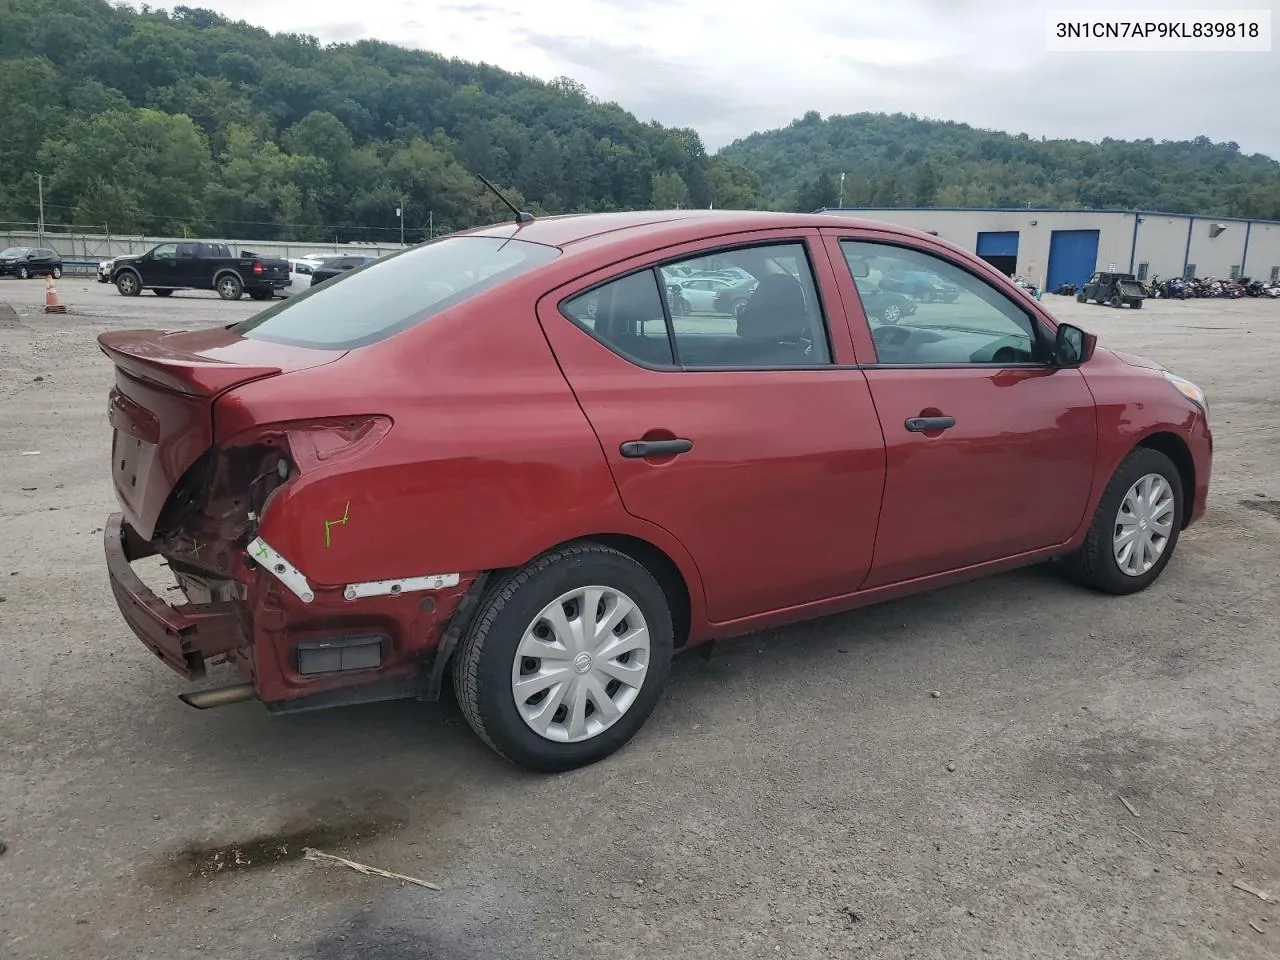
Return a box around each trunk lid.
[100,327,344,540]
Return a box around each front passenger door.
[826,233,1098,587]
[145,243,180,287]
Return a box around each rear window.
[231,236,560,349]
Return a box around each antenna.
[476,173,534,224]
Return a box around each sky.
[142,0,1279,158]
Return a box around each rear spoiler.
[98,330,282,397]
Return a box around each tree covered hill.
[720,111,1280,220]
[2,2,1277,243]
[0,0,766,240]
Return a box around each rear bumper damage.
[104,512,482,711]
[104,513,246,679]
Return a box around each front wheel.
[115,272,141,296]
[216,274,243,300]
[881,303,902,323]
[452,542,674,772]
[51,266,62,279]
[1062,447,1183,595]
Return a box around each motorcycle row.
[1054,277,1280,299]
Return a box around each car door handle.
[905,416,956,433]
[620,438,693,458]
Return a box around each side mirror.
[1054,323,1096,367]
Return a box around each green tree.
[650,170,689,208]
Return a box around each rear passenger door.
[173,243,201,286]
[537,231,887,625]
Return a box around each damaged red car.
[101,210,1212,772]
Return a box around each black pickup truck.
[110,241,291,301]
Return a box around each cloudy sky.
[144,0,1278,158]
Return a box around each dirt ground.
[1,278,1277,960]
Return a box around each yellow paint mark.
[324,501,351,548]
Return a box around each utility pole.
[428,210,433,240]
[839,172,846,208]
[396,200,404,246]
[37,174,45,245]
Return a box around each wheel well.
[1137,432,1195,528]
[213,269,242,284]
[580,534,693,649]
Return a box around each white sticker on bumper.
[247,537,315,603]
[343,573,461,601]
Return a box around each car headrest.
[736,275,809,341]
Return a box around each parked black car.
[859,287,918,324]
[0,247,63,279]
[110,241,291,300]
[1077,271,1146,309]
[309,254,377,286]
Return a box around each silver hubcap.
[219,280,236,297]
[511,585,651,743]
[120,276,135,293]
[1113,473,1175,576]
[884,305,899,320]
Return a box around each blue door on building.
[1046,230,1100,290]
[975,231,1019,276]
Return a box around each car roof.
[458,210,926,250]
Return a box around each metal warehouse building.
[815,207,1280,291]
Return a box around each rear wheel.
[216,274,243,301]
[1131,299,1143,310]
[881,303,902,323]
[1076,293,1086,303]
[115,271,141,296]
[452,542,674,772]
[1062,447,1183,595]
[51,266,61,279]
[248,289,272,301]
[152,288,173,297]
[1108,294,1122,308]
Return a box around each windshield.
[0,248,30,258]
[232,235,560,349]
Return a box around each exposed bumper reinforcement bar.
[104,513,247,680]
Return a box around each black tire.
[1062,447,1184,595]
[115,271,141,296]
[248,289,272,301]
[153,288,173,297]
[452,542,675,772]
[1131,299,1143,310]
[17,266,29,280]
[216,274,243,301]
[51,266,61,279]
[1108,294,1122,308]
[1075,293,1086,303]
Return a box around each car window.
[153,243,178,258]
[660,242,830,368]
[562,241,831,370]
[177,243,198,258]
[232,235,560,350]
[839,240,1041,366]
[562,270,675,366]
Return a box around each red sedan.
[100,211,1212,772]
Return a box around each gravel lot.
[2,278,1278,960]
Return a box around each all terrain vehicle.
[1077,271,1146,309]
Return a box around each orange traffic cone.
[44,275,66,315]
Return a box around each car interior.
[566,244,832,368]
[843,245,1044,366]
